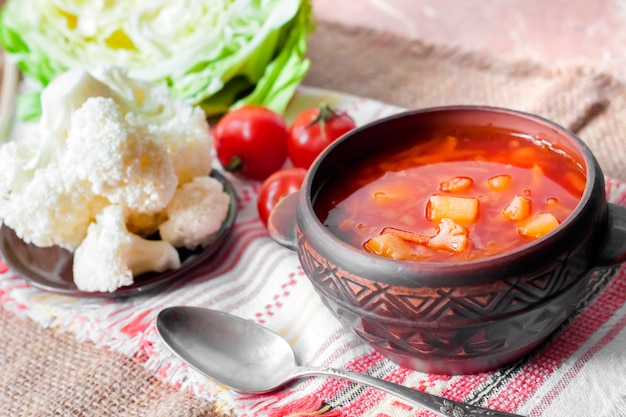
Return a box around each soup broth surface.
[314,127,585,262]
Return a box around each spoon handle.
[304,366,524,417]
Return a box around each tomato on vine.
[287,104,356,169]
[257,167,307,227]
[214,105,289,181]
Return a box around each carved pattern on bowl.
[299,239,589,323]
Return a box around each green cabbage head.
[0,0,314,121]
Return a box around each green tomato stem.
[225,155,244,173]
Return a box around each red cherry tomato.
[257,167,307,227]
[288,104,356,169]
[214,105,289,181]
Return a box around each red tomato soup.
[313,127,585,262]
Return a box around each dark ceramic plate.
[0,171,238,298]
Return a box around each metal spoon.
[156,306,524,417]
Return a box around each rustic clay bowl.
[269,105,626,375]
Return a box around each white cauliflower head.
[65,96,178,214]
[141,103,214,185]
[0,66,220,291]
[0,140,40,198]
[0,161,109,250]
[159,176,231,250]
[73,205,181,293]
[38,69,118,166]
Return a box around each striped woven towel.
[2,86,626,417]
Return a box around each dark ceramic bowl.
[269,105,626,375]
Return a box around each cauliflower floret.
[94,67,214,185]
[141,104,214,185]
[65,97,178,214]
[73,205,181,293]
[7,69,125,176]
[36,69,118,168]
[0,140,40,198]
[0,162,109,250]
[428,218,469,253]
[159,176,231,250]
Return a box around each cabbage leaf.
[0,0,314,120]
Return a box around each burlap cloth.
[303,22,626,182]
[1,19,626,417]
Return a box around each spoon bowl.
[157,305,295,393]
[156,306,524,417]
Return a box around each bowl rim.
[298,105,604,287]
